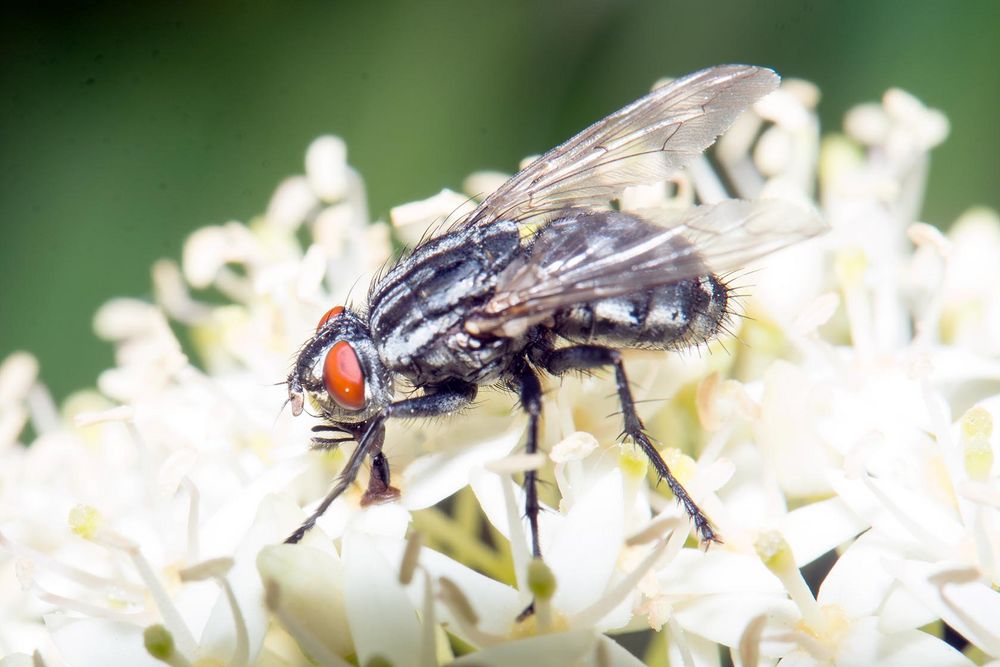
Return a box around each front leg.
[284,380,478,544]
[537,344,718,545]
[285,418,386,544]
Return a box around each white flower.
[746,529,974,667]
[3,76,999,667]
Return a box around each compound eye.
[316,305,345,331]
[323,341,365,410]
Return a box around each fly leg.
[308,422,398,504]
[537,344,718,545]
[361,379,478,505]
[285,418,386,544]
[504,356,546,623]
[362,451,398,506]
[284,380,478,544]
[504,356,544,559]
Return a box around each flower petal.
[198,494,303,664]
[256,544,354,659]
[593,635,648,667]
[402,425,522,510]
[674,594,798,647]
[48,617,163,667]
[890,559,1000,656]
[374,539,522,640]
[667,630,724,667]
[342,531,423,666]
[469,467,559,586]
[658,550,786,597]
[836,618,974,667]
[0,655,34,667]
[447,629,597,666]
[817,532,898,618]
[780,497,866,566]
[546,468,626,618]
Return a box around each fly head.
[287,305,394,424]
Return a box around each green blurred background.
[3,0,999,401]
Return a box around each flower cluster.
[1,77,998,667]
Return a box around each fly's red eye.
[323,341,365,410]
[316,305,345,331]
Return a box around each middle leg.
[504,356,544,559]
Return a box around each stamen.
[485,452,547,475]
[930,567,1000,652]
[266,175,317,231]
[214,266,255,305]
[305,136,349,202]
[0,528,144,596]
[217,578,249,666]
[418,570,437,667]
[570,537,671,628]
[768,625,829,659]
[964,436,994,483]
[860,474,951,556]
[178,557,233,581]
[411,507,507,578]
[497,474,531,591]
[26,383,60,436]
[626,515,684,547]
[152,258,213,325]
[687,156,730,204]
[144,624,194,667]
[68,505,102,542]
[262,580,346,667]
[527,559,557,633]
[592,638,611,667]
[959,406,997,578]
[549,431,599,463]
[69,505,198,657]
[696,373,758,432]
[17,559,148,622]
[754,530,824,632]
[180,559,248,667]
[958,480,1000,508]
[0,352,39,405]
[399,532,422,586]
[715,111,765,199]
[0,404,28,446]
[791,292,840,337]
[181,478,201,565]
[738,614,767,667]
[834,247,874,358]
[664,521,689,561]
[73,405,134,427]
[128,546,198,659]
[667,616,695,667]
[437,577,502,647]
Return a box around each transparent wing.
[464,64,779,229]
[465,200,827,337]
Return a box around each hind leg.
[535,343,717,544]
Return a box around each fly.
[283,65,827,552]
